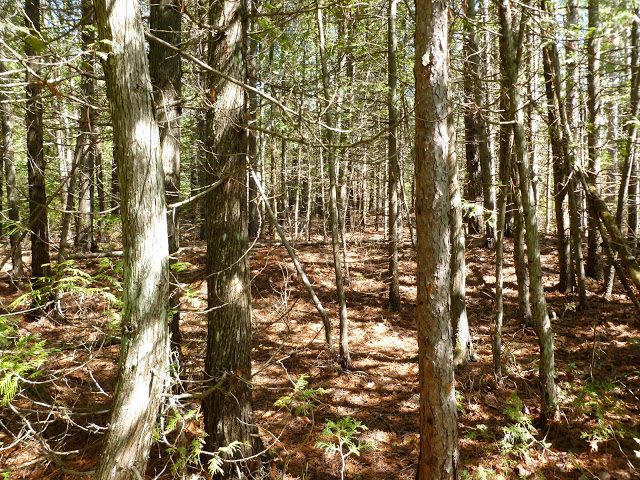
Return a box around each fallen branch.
[575,163,640,294]
[249,167,336,358]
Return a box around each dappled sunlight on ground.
[1,228,639,479]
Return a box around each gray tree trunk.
[414,0,458,476]
[493,92,512,379]
[540,18,573,294]
[499,0,558,422]
[450,100,475,368]
[606,8,640,292]
[463,0,483,235]
[473,0,496,245]
[316,0,352,370]
[93,0,170,477]
[542,16,588,306]
[149,0,182,353]
[0,54,23,280]
[510,181,533,326]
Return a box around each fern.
[0,317,51,406]
[275,373,326,416]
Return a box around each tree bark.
[542,19,588,305]
[463,0,483,235]
[586,0,604,279]
[472,0,496,245]
[499,0,558,422]
[75,0,96,253]
[203,0,265,475]
[93,0,170,477]
[493,90,512,379]
[510,178,533,326]
[414,0,458,476]
[450,98,475,369]
[606,8,640,292]
[540,31,571,293]
[387,0,401,311]
[316,0,352,370]
[150,0,183,354]
[0,53,23,280]
[25,0,51,287]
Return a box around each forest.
[1,0,640,478]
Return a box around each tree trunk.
[493,91,512,379]
[629,153,639,249]
[25,0,51,288]
[540,22,572,294]
[203,0,265,475]
[499,0,558,422]
[510,179,533,326]
[93,0,170,477]
[542,17,588,305]
[0,54,23,280]
[150,0,182,354]
[586,0,604,280]
[463,0,483,235]
[316,0,352,370]
[450,117,475,368]
[606,8,640,292]
[414,0,458,476]
[387,0,401,311]
[76,0,96,253]
[472,0,496,245]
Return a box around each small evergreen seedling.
[315,416,375,480]
[274,373,326,416]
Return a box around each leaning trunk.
[93,0,170,477]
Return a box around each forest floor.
[1,226,639,479]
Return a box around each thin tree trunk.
[499,0,558,422]
[540,18,575,294]
[150,0,182,354]
[450,100,476,368]
[544,21,588,306]
[93,0,170,477]
[629,153,639,248]
[597,207,640,313]
[76,0,96,253]
[387,0,401,311]
[493,93,511,379]
[0,55,23,280]
[250,167,335,355]
[606,8,640,293]
[463,0,483,235]
[586,0,604,279]
[471,0,496,245]
[510,178,533,325]
[316,0,352,370]
[577,164,640,292]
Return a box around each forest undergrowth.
[0,227,639,479]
